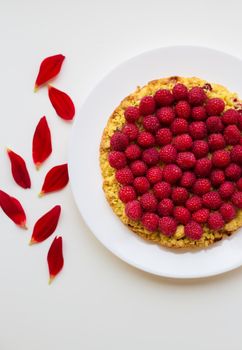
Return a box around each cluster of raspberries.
[108,83,242,240]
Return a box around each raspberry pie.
[100,77,242,248]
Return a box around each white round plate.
[69,46,242,279]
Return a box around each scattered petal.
[30,205,61,244]
[48,86,75,120]
[0,190,27,229]
[47,236,64,283]
[39,164,69,196]
[34,54,65,91]
[32,116,52,169]
[7,149,31,189]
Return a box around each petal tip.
[48,276,55,285]
[35,163,41,171]
[34,85,38,93]
[20,222,28,230]
[29,238,36,245]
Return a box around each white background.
[0,0,242,349]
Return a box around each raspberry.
[193,178,211,195]
[174,206,191,224]
[156,107,175,125]
[140,193,158,212]
[172,83,188,100]
[208,133,225,151]
[222,109,239,125]
[225,163,241,181]
[153,181,171,199]
[133,177,150,194]
[137,131,155,148]
[219,181,235,199]
[231,145,242,165]
[208,212,225,230]
[175,101,191,119]
[159,217,177,236]
[110,131,129,151]
[232,191,242,208]
[184,221,203,240]
[180,171,196,188]
[192,208,209,224]
[171,118,188,135]
[176,152,196,169]
[206,98,225,115]
[160,145,177,164]
[142,147,160,165]
[122,123,139,141]
[125,144,141,160]
[156,128,172,146]
[189,121,207,140]
[191,106,207,121]
[224,125,240,145]
[162,164,182,184]
[194,158,212,177]
[157,198,174,216]
[146,166,163,184]
[141,213,159,232]
[139,96,156,115]
[125,200,142,221]
[108,151,126,169]
[172,187,189,204]
[143,115,160,133]
[118,186,136,203]
[188,87,206,106]
[154,89,174,106]
[186,196,202,212]
[130,160,147,176]
[192,140,209,159]
[237,178,242,191]
[210,170,225,187]
[202,191,222,209]
[173,134,193,151]
[220,203,236,222]
[124,106,140,123]
[115,167,134,185]
[212,150,230,168]
[206,116,224,133]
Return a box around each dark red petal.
[34,54,65,90]
[47,236,64,283]
[0,190,27,229]
[48,86,75,120]
[32,116,52,169]
[7,149,31,189]
[30,205,61,244]
[39,164,69,196]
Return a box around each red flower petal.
[39,164,69,196]
[0,190,27,229]
[34,54,65,91]
[47,236,64,284]
[7,149,31,189]
[32,116,52,169]
[48,86,75,120]
[30,205,61,244]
